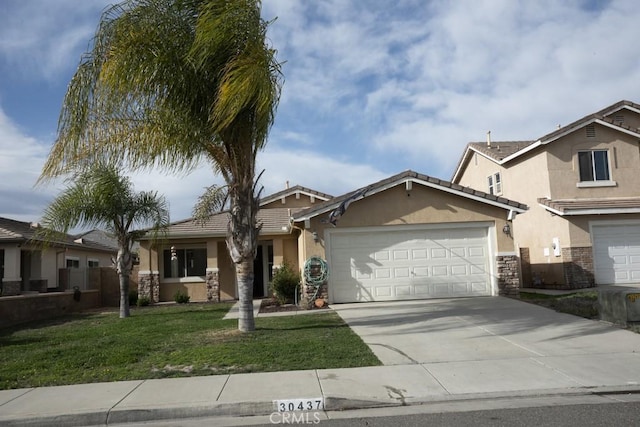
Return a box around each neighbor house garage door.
[592,224,640,284]
[328,225,492,303]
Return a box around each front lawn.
[0,303,381,390]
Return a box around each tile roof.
[538,197,640,215]
[465,140,537,162]
[0,217,116,253]
[158,207,298,238]
[293,170,528,221]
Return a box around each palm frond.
[192,184,230,225]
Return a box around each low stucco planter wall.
[0,290,101,329]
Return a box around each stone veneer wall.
[205,268,220,302]
[137,271,160,303]
[1,280,21,296]
[562,246,595,289]
[496,254,520,297]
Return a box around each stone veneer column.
[561,247,595,289]
[496,253,520,297]
[137,270,160,303]
[205,268,220,302]
[1,280,21,296]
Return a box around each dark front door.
[253,246,265,298]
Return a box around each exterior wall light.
[502,223,511,236]
[312,231,319,242]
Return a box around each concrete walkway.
[2,297,640,426]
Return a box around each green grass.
[0,304,381,390]
[520,291,599,319]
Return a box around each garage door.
[328,226,492,303]
[592,224,640,284]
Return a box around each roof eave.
[539,204,640,216]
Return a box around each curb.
[4,385,640,427]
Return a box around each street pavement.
[2,296,640,426]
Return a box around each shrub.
[129,290,138,306]
[270,262,301,305]
[137,296,151,307]
[174,290,190,304]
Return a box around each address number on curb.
[274,398,324,412]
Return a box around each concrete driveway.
[332,296,640,390]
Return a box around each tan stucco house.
[0,217,117,296]
[137,170,527,304]
[452,100,640,289]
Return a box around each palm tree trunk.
[236,258,255,332]
[119,272,130,319]
[227,173,260,332]
[116,246,132,318]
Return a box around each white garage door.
[328,226,492,303]
[592,224,640,284]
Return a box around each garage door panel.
[431,248,447,258]
[413,266,429,277]
[432,266,448,276]
[393,250,409,260]
[374,268,390,279]
[412,249,428,260]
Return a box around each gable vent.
[586,123,596,138]
[614,114,624,124]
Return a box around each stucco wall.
[546,124,640,199]
[299,184,516,261]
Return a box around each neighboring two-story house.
[452,100,640,289]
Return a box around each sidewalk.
[2,358,640,426]
[3,299,640,426]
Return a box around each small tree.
[39,165,169,318]
[270,262,301,305]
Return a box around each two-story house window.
[578,150,610,182]
[487,172,502,195]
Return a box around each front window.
[163,247,207,278]
[487,172,502,195]
[578,150,610,181]
[88,259,99,268]
[66,257,80,268]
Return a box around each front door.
[252,242,274,298]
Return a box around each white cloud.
[0,107,52,221]
[0,0,111,81]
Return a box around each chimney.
[285,180,289,189]
[486,131,492,148]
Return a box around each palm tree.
[38,0,283,331]
[39,165,170,318]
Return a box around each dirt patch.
[258,298,329,314]
[521,292,598,319]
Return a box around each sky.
[1,0,640,224]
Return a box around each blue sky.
[1,0,640,223]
